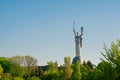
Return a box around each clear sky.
[0,0,120,66]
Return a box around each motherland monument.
[72,22,84,64]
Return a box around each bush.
[1,78,10,80]
[27,76,40,80]
[2,73,12,80]
[13,77,24,80]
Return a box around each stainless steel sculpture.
[72,22,83,64]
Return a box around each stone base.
[72,56,83,65]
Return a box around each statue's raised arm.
[73,28,76,36]
[73,21,76,36]
[80,27,83,36]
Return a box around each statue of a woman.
[73,27,83,48]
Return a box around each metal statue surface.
[72,22,84,64]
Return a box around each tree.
[97,61,114,80]
[87,60,93,69]
[46,61,58,74]
[80,65,89,80]
[0,64,3,79]
[71,60,82,80]
[64,57,73,80]
[0,57,11,73]
[27,76,40,80]
[101,39,120,79]
[24,55,38,77]
[10,55,23,77]
[13,77,24,80]
[2,73,12,80]
[42,61,58,80]
[10,55,38,77]
[38,67,44,79]
[57,65,65,80]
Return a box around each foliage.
[0,39,120,79]
[87,60,93,69]
[57,66,65,80]
[27,76,40,80]
[42,61,59,80]
[13,77,24,80]
[2,73,12,80]
[46,61,58,74]
[0,57,11,73]
[10,55,38,77]
[97,61,114,80]
[64,57,73,80]
[80,65,89,80]
[0,64,3,79]
[101,39,120,79]
[24,55,38,77]
[37,67,43,78]
[71,60,82,80]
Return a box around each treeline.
[0,39,120,80]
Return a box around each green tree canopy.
[42,61,58,80]
[101,39,120,79]
[71,60,82,80]
[64,57,73,80]
[0,64,3,79]
[0,57,11,73]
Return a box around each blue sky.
[0,0,120,66]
